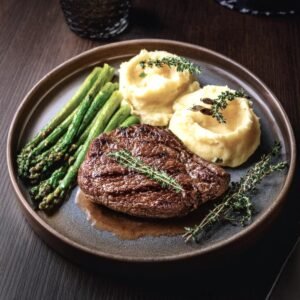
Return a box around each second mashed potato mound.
[119,50,199,126]
[169,85,261,167]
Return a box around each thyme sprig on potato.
[139,56,201,77]
[191,90,248,123]
[183,142,288,243]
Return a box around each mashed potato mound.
[169,85,261,167]
[119,49,199,126]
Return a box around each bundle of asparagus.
[17,64,140,212]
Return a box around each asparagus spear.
[31,93,127,204]
[119,115,140,128]
[29,165,68,204]
[39,91,122,211]
[18,67,101,156]
[103,104,131,133]
[30,109,77,156]
[68,113,97,154]
[30,71,115,161]
[34,66,114,156]
[17,109,78,179]
[76,81,118,137]
[30,116,95,202]
[28,65,114,183]
[18,66,114,179]
[29,81,118,202]
[29,82,117,168]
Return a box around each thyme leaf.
[183,141,288,243]
[139,71,147,78]
[108,149,184,193]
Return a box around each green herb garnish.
[139,71,147,78]
[183,142,288,243]
[139,56,201,77]
[108,149,184,193]
[191,90,247,123]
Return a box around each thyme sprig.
[191,90,247,123]
[183,142,288,243]
[108,149,184,193]
[139,56,201,76]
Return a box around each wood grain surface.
[0,0,299,299]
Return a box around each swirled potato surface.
[169,85,261,167]
[119,50,198,126]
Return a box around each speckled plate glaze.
[7,39,296,274]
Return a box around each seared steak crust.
[78,125,230,218]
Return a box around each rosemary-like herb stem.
[108,149,184,193]
[139,56,201,75]
[191,90,247,123]
[183,142,288,243]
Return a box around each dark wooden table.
[1,0,299,299]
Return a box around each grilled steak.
[78,124,230,218]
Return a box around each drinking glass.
[60,0,131,40]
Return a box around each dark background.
[1,0,299,299]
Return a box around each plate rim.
[6,38,297,263]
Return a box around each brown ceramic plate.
[6,39,296,273]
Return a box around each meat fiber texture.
[78,125,230,219]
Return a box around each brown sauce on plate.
[76,190,208,240]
